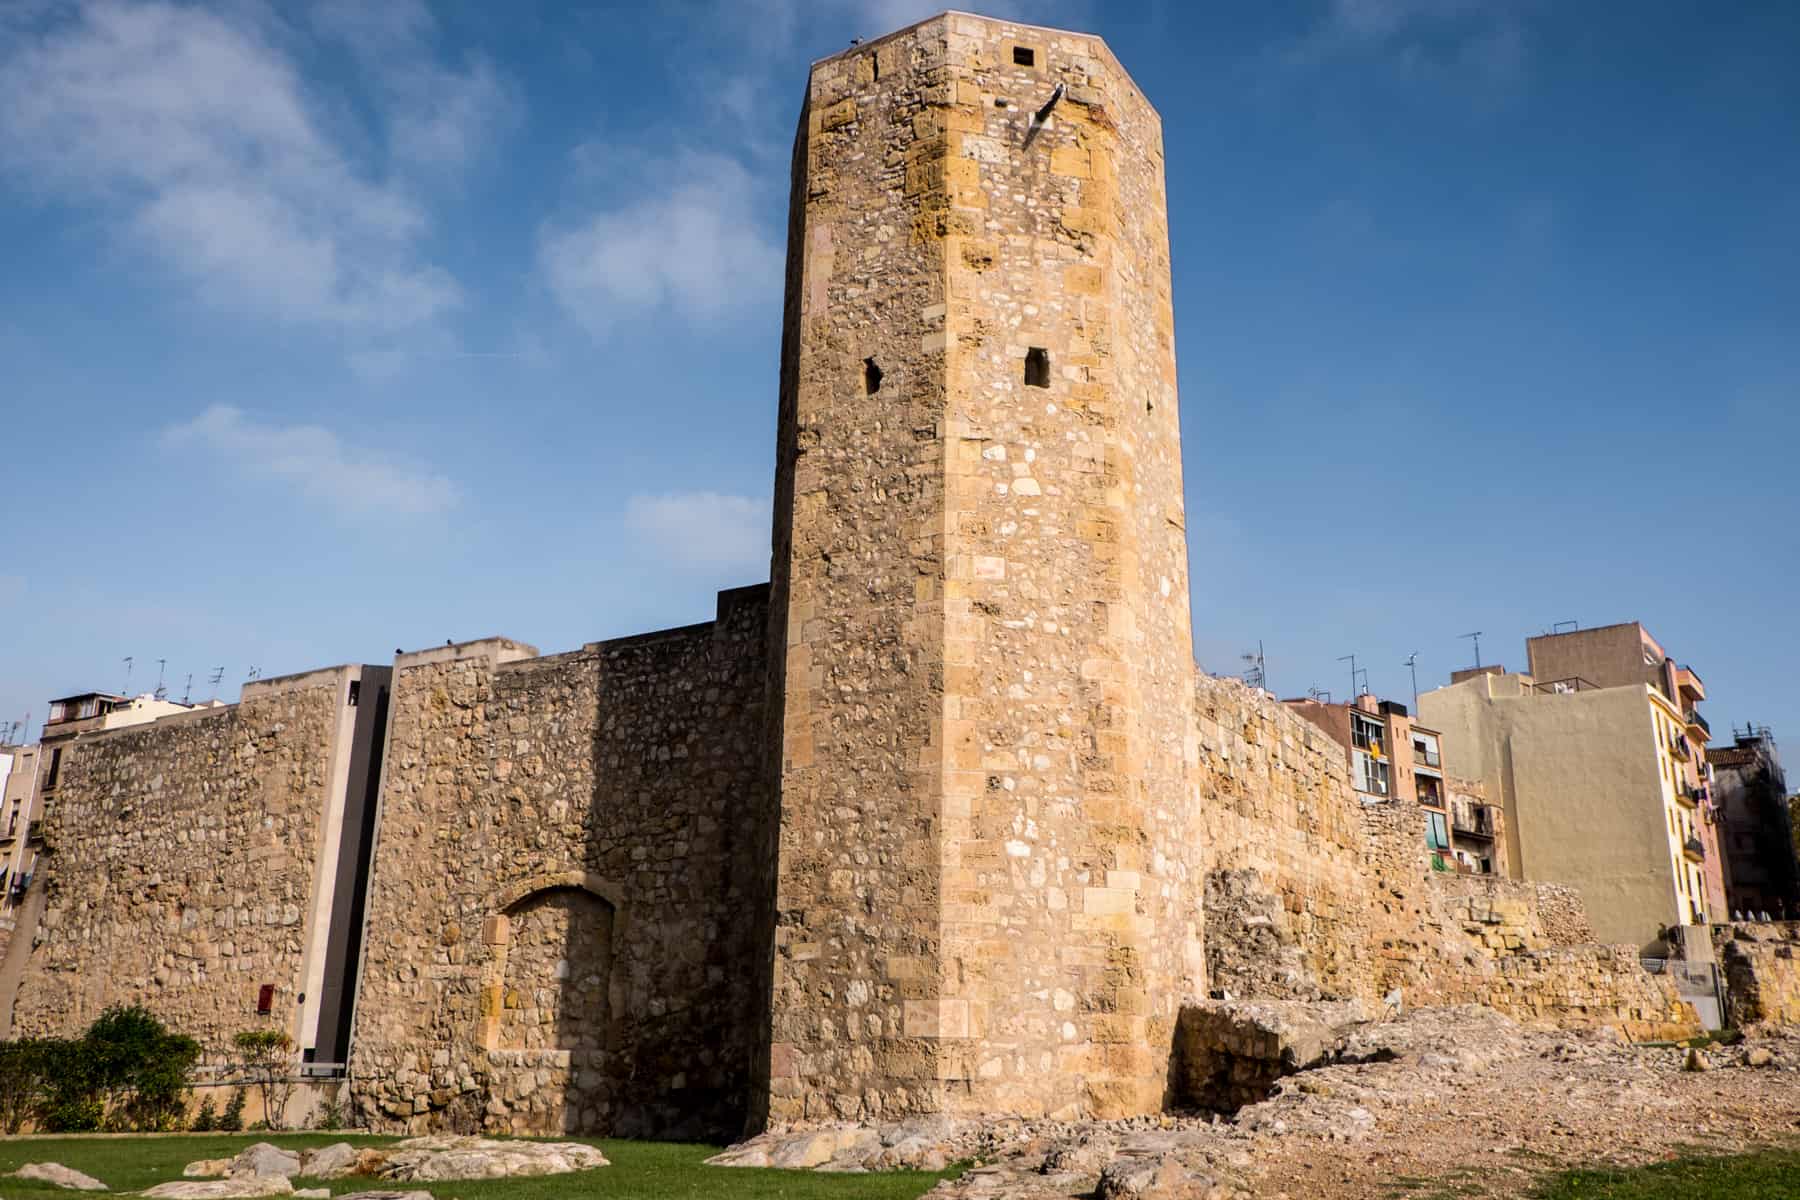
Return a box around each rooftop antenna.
[1307,687,1332,704]
[1460,631,1483,669]
[207,667,225,702]
[181,673,193,705]
[1338,653,1360,701]
[246,666,261,682]
[122,656,133,696]
[1404,651,1421,710]
[1240,640,1267,692]
[153,659,168,701]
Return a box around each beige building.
[1422,625,1723,950]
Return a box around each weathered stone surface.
[296,1145,360,1180]
[376,1136,608,1181]
[294,1189,330,1198]
[11,1163,109,1191]
[182,1162,230,1180]
[229,1145,301,1181]
[143,1179,295,1199]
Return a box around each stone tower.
[761,12,1198,1127]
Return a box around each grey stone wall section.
[347,588,769,1139]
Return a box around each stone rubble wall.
[9,670,348,1058]
[1713,922,1800,1028]
[347,588,769,1140]
[1359,801,1695,1040]
[1192,675,1376,1004]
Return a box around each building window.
[864,357,883,395]
[42,748,61,792]
[1354,750,1390,797]
[1426,812,1450,851]
[1351,713,1385,756]
[47,703,66,724]
[1013,45,1036,67]
[1024,347,1050,388]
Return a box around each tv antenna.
[207,667,225,702]
[1460,631,1483,669]
[122,656,134,695]
[154,658,168,700]
[1337,653,1368,701]
[1307,687,1332,704]
[181,674,193,705]
[246,666,261,682]
[1404,652,1420,710]
[1240,641,1267,692]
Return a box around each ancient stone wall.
[10,669,350,1058]
[1713,922,1800,1028]
[1192,675,1376,1004]
[347,587,769,1139]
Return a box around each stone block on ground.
[377,1137,606,1181]
[142,1179,295,1199]
[229,1146,302,1181]
[11,1163,110,1191]
[298,1144,361,1180]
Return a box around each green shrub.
[314,1094,345,1131]
[232,1028,297,1131]
[0,1039,52,1134]
[190,1094,218,1132]
[220,1087,246,1132]
[34,1006,200,1132]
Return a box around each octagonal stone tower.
[760,12,1199,1126]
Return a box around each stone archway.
[478,871,625,1054]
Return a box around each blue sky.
[1,0,1796,750]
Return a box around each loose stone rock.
[229,1146,302,1181]
[142,1179,295,1199]
[11,1163,110,1191]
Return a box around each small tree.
[82,1005,198,1131]
[233,1029,296,1131]
[219,1087,246,1132]
[190,1094,218,1132]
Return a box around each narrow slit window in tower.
[1024,347,1050,389]
[864,358,883,394]
[1014,46,1036,67]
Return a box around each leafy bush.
[190,1094,218,1132]
[314,1094,345,1131]
[219,1087,246,1132]
[232,1028,297,1131]
[0,1039,52,1134]
[30,1006,199,1132]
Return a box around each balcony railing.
[1685,709,1710,739]
[1414,747,1441,768]
[1531,676,1602,695]
[1675,784,1700,809]
[1683,835,1705,863]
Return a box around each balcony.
[1683,835,1705,863]
[26,820,43,843]
[1685,708,1710,740]
[1452,806,1497,840]
[1676,664,1706,704]
[1671,733,1692,761]
[1413,747,1441,768]
[1675,784,1700,810]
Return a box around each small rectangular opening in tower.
[1013,46,1036,67]
[864,358,883,394]
[1025,347,1050,388]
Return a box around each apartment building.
[1421,623,1722,951]
[1282,693,1501,872]
[1707,727,1796,918]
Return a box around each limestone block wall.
[347,588,768,1140]
[1713,922,1800,1028]
[1193,675,1375,1003]
[10,670,349,1057]
[763,12,1201,1128]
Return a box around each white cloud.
[310,0,519,173]
[625,492,771,573]
[539,152,783,333]
[163,405,457,517]
[0,1,461,330]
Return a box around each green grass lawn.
[0,1134,959,1200]
[1529,1149,1800,1200]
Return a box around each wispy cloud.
[310,0,519,173]
[0,1,468,333]
[625,491,770,573]
[1288,0,1528,92]
[163,405,458,517]
[539,152,783,334]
